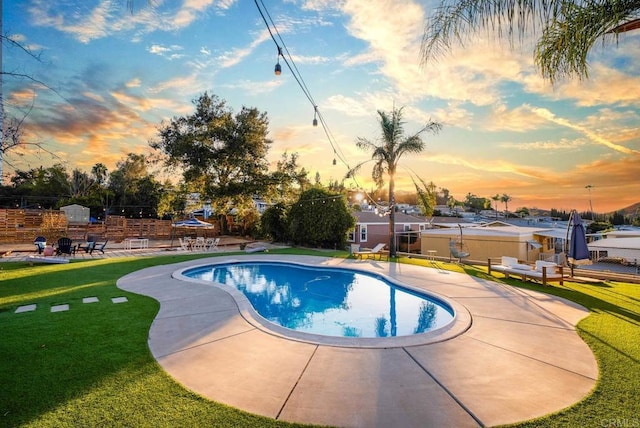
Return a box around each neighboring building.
[350,211,431,253]
[420,221,566,263]
[598,228,640,239]
[252,198,271,214]
[588,233,640,264]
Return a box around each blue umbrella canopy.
[568,211,592,266]
[172,218,214,228]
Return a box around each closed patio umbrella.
[566,210,592,275]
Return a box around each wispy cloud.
[499,138,588,151]
[483,104,548,132]
[218,28,272,68]
[26,0,238,43]
[147,44,185,60]
[531,106,640,154]
[222,79,284,95]
[426,153,550,180]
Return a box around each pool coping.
[173,259,472,348]
[118,254,598,428]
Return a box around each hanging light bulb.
[274,46,282,76]
[312,106,318,126]
[332,158,336,165]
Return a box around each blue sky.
[3,0,640,213]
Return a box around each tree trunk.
[389,173,396,258]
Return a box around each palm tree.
[351,107,442,257]
[491,194,501,219]
[421,0,640,83]
[501,194,512,216]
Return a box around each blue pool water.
[183,262,455,338]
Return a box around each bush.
[288,188,355,249]
[260,203,289,242]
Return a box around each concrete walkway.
[0,237,254,262]
[117,255,598,428]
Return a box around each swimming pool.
[182,261,455,340]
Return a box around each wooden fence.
[0,209,217,244]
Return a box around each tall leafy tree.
[8,164,70,208]
[151,93,272,214]
[422,0,640,83]
[108,153,161,217]
[351,107,442,257]
[265,152,310,204]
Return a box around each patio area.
[117,254,598,428]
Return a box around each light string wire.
[254,0,392,212]
[254,0,350,171]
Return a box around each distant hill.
[609,202,640,216]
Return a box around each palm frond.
[535,0,640,82]
[422,0,639,83]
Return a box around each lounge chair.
[245,243,267,253]
[487,256,564,286]
[56,237,76,256]
[34,236,47,254]
[354,243,389,261]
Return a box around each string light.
[274,46,282,76]
[253,0,391,215]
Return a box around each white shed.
[60,204,90,224]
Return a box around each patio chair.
[92,239,108,254]
[178,237,191,251]
[56,237,76,256]
[353,243,388,261]
[205,237,220,251]
[77,236,97,253]
[193,237,206,251]
[34,236,47,254]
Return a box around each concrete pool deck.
[117,255,598,428]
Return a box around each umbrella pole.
[170,215,175,248]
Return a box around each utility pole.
[585,185,594,220]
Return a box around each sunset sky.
[4,0,640,213]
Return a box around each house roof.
[352,210,430,224]
[588,237,640,250]
[422,223,565,239]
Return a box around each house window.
[348,228,355,242]
[404,225,411,231]
[360,225,367,242]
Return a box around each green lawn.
[1,251,638,427]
